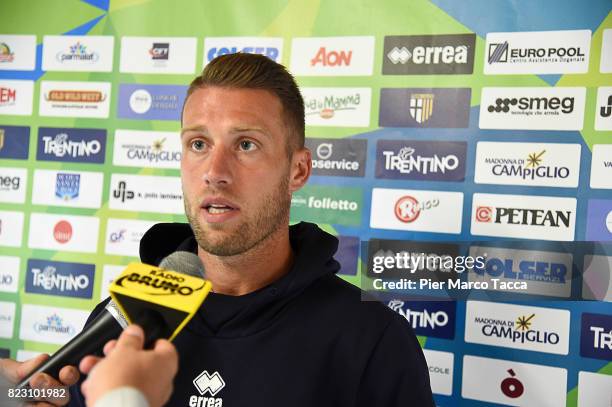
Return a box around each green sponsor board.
[290,185,362,226]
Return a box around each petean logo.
[53,220,73,244]
[475,205,571,228]
[394,196,439,223]
[310,47,352,67]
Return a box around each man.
[3,53,434,406]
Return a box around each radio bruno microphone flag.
[16,252,212,390]
[109,259,212,342]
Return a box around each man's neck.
[197,227,294,296]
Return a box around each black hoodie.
[69,222,434,407]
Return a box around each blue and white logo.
[55,173,80,201]
[386,299,456,339]
[580,312,612,361]
[37,127,106,164]
[26,259,94,299]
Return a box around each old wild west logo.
[45,90,106,102]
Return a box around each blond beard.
[184,172,291,257]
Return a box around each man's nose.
[202,146,233,186]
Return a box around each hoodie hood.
[139,221,340,337]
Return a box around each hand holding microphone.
[11,251,211,396]
[80,324,178,407]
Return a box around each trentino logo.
[26,259,94,299]
[376,139,466,181]
[383,34,476,75]
[580,312,612,361]
[379,88,471,128]
[56,42,99,63]
[387,299,456,339]
[37,127,106,163]
[55,173,80,201]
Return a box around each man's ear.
[288,147,311,192]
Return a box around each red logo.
[0,87,16,104]
[53,220,73,244]
[394,196,420,223]
[500,368,524,399]
[310,47,353,67]
[476,206,493,222]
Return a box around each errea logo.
[191,370,225,406]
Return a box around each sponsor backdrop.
[0,0,611,405]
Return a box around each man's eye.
[239,140,257,151]
[191,139,206,151]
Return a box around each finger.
[103,339,117,356]
[13,354,49,382]
[58,365,79,386]
[81,378,90,398]
[153,339,179,374]
[78,355,101,375]
[115,325,145,350]
[0,357,22,383]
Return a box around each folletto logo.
[290,185,362,226]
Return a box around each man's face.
[181,86,302,256]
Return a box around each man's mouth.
[205,204,234,214]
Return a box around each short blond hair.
[185,53,305,154]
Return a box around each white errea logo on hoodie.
[190,370,225,407]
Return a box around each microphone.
[17,251,210,389]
